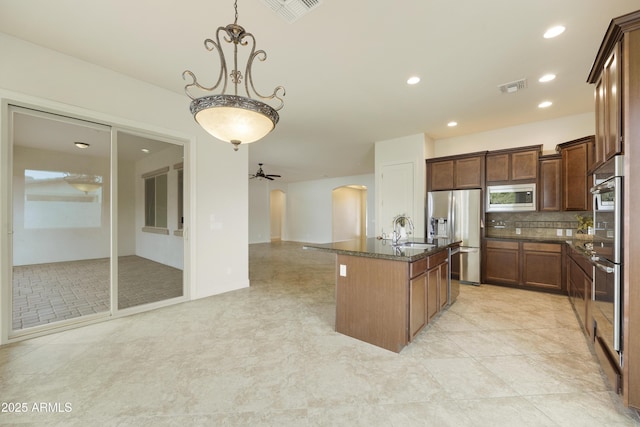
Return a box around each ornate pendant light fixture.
[183,0,285,151]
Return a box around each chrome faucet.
[392,215,414,244]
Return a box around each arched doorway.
[332,185,367,242]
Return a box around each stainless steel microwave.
[486,184,536,212]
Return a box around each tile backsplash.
[485,211,592,240]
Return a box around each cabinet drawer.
[522,242,561,253]
[486,240,519,250]
[409,258,428,279]
[427,250,448,268]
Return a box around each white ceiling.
[1,0,638,182]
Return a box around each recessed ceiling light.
[447,121,458,127]
[539,74,556,83]
[141,148,150,153]
[538,101,553,108]
[544,25,565,39]
[407,76,420,85]
[74,142,90,149]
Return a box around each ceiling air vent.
[498,78,528,94]
[260,0,322,23]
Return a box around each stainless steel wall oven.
[591,155,623,366]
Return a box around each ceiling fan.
[250,163,281,181]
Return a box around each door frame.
[0,92,194,344]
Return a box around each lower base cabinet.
[409,250,449,340]
[483,239,564,292]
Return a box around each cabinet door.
[522,243,563,290]
[604,46,621,160]
[427,266,440,321]
[429,161,454,190]
[409,273,427,340]
[562,143,589,211]
[486,153,509,183]
[511,150,538,181]
[455,157,483,189]
[484,240,520,285]
[538,157,562,211]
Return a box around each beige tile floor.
[1,241,639,426]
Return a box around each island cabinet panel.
[409,273,427,339]
[538,154,562,211]
[484,240,520,285]
[426,267,440,322]
[521,242,563,291]
[335,255,409,353]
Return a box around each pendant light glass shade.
[183,1,285,151]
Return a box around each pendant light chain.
[234,0,238,25]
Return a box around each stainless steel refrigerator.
[427,189,482,285]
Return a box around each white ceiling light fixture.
[447,121,458,127]
[538,101,553,108]
[74,142,90,149]
[64,174,102,194]
[183,0,286,151]
[544,25,565,39]
[407,76,420,85]
[539,73,556,83]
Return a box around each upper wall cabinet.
[593,44,622,170]
[538,154,562,212]
[486,145,541,185]
[557,136,594,212]
[427,152,486,191]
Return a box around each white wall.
[270,190,285,241]
[0,31,250,335]
[248,179,271,244]
[375,133,428,238]
[283,174,375,243]
[433,113,594,157]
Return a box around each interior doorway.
[332,185,367,242]
[7,106,187,337]
[270,189,285,241]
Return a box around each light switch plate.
[566,229,573,237]
[515,228,521,235]
[556,229,563,236]
[339,264,347,277]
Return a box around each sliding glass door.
[9,107,186,336]
[11,107,112,331]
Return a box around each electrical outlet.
[566,229,573,237]
[556,229,563,237]
[515,228,521,235]
[339,264,347,277]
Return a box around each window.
[142,167,169,230]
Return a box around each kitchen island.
[304,238,459,352]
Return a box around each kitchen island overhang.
[304,238,460,353]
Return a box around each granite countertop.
[303,237,456,262]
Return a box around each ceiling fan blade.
[266,174,281,178]
[265,176,274,180]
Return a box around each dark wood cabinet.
[522,242,563,291]
[567,246,593,336]
[427,152,486,191]
[484,240,520,285]
[538,154,562,211]
[484,239,564,292]
[409,250,449,339]
[594,45,623,170]
[558,136,594,211]
[486,146,540,185]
